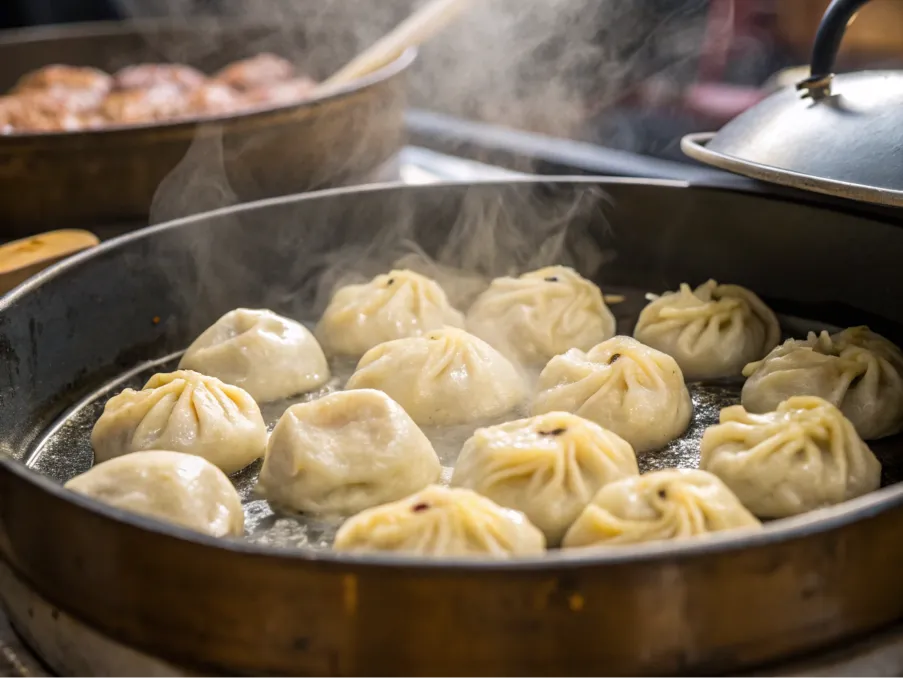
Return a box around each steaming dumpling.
[562,469,760,548]
[65,451,244,537]
[315,269,465,358]
[741,326,903,440]
[179,308,330,403]
[346,328,527,426]
[451,412,638,544]
[532,336,692,452]
[256,389,441,515]
[701,396,882,518]
[466,266,616,365]
[91,370,267,474]
[333,485,546,558]
[633,279,780,380]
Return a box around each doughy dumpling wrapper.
[346,328,527,426]
[316,269,465,358]
[532,336,692,452]
[634,279,780,380]
[452,412,638,545]
[701,396,881,518]
[466,265,616,366]
[65,450,244,538]
[334,485,546,558]
[742,326,903,440]
[91,370,267,474]
[562,469,760,548]
[256,389,441,515]
[179,308,330,403]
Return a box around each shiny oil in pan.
[25,285,903,552]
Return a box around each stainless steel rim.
[681,133,903,209]
[4,176,903,572]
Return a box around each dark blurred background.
[0,0,119,28]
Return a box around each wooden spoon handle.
[0,230,99,295]
[317,0,473,92]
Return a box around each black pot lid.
[682,0,903,208]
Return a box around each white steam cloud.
[110,0,711,320]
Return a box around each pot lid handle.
[797,0,871,100]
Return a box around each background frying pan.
[0,20,414,236]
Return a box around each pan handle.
[0,230,99,296]
[796,0,871,100]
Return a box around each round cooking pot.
[0,20,414,236]
[2,178,903,675]
[682,0,903,208]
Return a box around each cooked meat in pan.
[113,63,207,92]
[213,53,295,91]
[11,64,113,96]
[0,54,315,134]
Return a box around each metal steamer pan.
[0,20,414,236]
[3,178,903,675]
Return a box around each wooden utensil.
[317,0,473,93]
[0,230,99,295]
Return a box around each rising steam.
[116,0,713,219]
[110,0,707,320]
[118,0,712,141]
